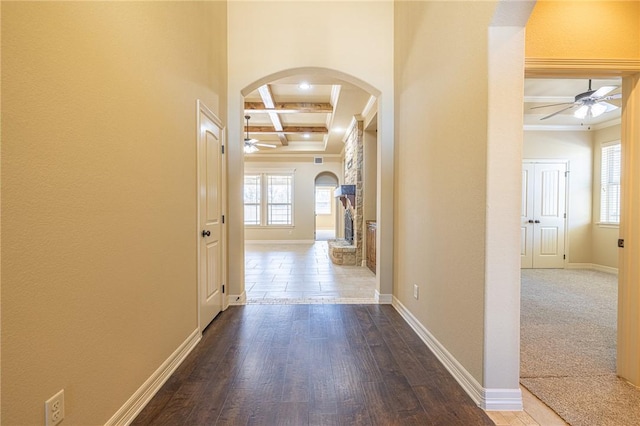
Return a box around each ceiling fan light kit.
[574,102,607,119]
[532,79,622,121]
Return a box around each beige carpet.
[520,269,640,426]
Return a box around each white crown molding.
[593,117,621,130]
[245,153,342,159]
[342,116,359,143]
[524,117,621,132]
[392,297,523,411]
[525,58,640,77]
[361,95,377,118]
[524,124,588,132]
[524,95,574,103]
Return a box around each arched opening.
[314,171,339,241]
[239,67,382,304]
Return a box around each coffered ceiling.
[243,75,372,156]
[243,77,623,157]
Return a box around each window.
[244,172,294,226]
[315,187,333,215]
[600,141,621,224]
[267,175,292,225]
[244,174,261,225]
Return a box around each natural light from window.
[244,172,293,226]
[600,141,621,225]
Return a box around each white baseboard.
[392,297,523,411]
[228,291,246,305]
[245,240,315,244]
[566,262,618,274]
[375,291,392,304]
[105,328,201,426]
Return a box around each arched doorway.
[236,68,382,303]
[314,172,339,241]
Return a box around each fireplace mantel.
[334,184,356,209]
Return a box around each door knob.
[528,220,534,224]
[202,230,211,237]
[534,220,540,224]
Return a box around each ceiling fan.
[531,79,622,120]
[244,115,277,153]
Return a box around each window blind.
[600,142,621,224]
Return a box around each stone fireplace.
[328,118,364,266]
[344,208,354,245]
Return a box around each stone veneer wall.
[343,119,364,266]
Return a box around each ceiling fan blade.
[540,104,576,120]
[529,102,575,110]
[592,85,618,98]
[602,93,622,101]
[601,101,619,112]
[256,143,277,148]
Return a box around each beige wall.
[394,0,497,385]
[523,130,593,264]
[526,1,640,60]
[227,1,395,297]
[592,125,622,269]
[1,2,226,423]
[244,157,341,241]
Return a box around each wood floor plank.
[133,305,497,426]
[308,339,338,414]
[274,401,310,426]
[309,412,339,426]
[282,340,311,403]
[360,380,398,425]
[376,320,434,386]
[309,304,329,339]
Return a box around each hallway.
[245,242,377,304]
[132,304,494,425]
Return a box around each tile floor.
[245,241,376,304]
[244,241,567,426]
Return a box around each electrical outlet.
[45,389,65,426]
[413,284,419,299]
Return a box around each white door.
[198,102,224,330]
[521,162,567,269]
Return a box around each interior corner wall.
[394,0,497,385]
[244,157,342,241]
[227,0,394,299]
[1,2,227,423]
[523,130,594,264]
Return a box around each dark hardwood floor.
[132,304,494,425]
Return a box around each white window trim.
[599,140,621,226]
[244,169,295,228]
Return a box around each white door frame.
[196,100,227,333]
[525,63,640,386]
[522,159,569,269]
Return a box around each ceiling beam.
[244,102,334,114]
[257,85,288,146]
[247,126,328,134]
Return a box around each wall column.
[618,73,640,385]
[483,25,527,410]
